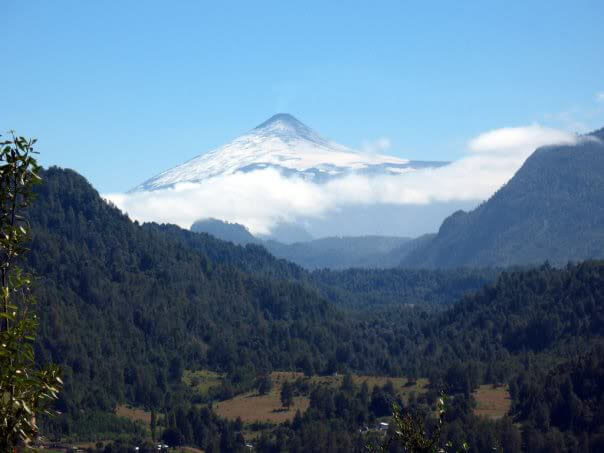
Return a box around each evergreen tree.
[280,381,294,409]
[341,373,355,394]
[257,374,272,395]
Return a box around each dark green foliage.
[280,381,294,408]
[510,346,604,452]
[257,374,273,395]
[42,410,144,443]
[432,261,604,358]
[341,373,355,393]
[311,267,499,309]
[161,427,184,446]
[404,128,604,268]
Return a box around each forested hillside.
[22,167,604,451]
[253,262,604,452]
[27,167,483,438]
[157,222,498,309]
[27,168,343,430]
[403,128,604,268]
[510,346,604,452]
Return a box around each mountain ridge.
[190,217,419,269]
[402,128,604,268]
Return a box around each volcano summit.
[131,113,448,192]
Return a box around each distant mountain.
[191,218,259,245]
[264,235,412,270]
[402,128,604,268]
[189,217,416,269]
[131,113,448,191]
[257,222,314,244]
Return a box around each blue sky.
[2,0,604,193]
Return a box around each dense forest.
[20,167,604,451]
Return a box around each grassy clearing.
[116,371,429,427]
[214,389,309,424]
[115,404,152,425]
[473,384,511,419]
[215,371,428,423]
[183,369,225,395]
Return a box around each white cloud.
[597,92,604,103]
[105,125,580,235]
[468,124,577,152]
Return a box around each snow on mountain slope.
[131,113,448,192]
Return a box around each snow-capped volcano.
[131,113,448,192]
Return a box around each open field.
[116,404,152,424]
[473,384,511,419]
[117,370,430,426]
[215,391,309,424]
[215,371,428,423]
[214,373,309,423]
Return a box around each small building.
[379,422,389,431]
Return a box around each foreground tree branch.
[0,133,62,451]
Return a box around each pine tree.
[280,381,294,409]
[150,409,157,442]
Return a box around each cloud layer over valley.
[106,125,580,238]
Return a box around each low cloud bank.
[105,125,579,235]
